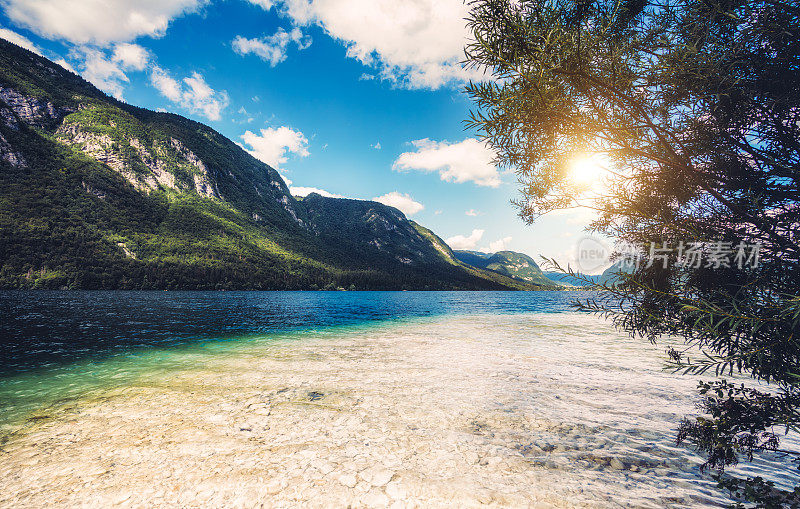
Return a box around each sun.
[568,155,605,186]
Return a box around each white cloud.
[393,138,501,187]
[180,72,229,121]
[112,43,149,70]
[3,0,205,45]
[150,66,229,121]
[434,210,442,215]
[372,142,381,150]
[150,65,182,101]
[246,0,277,9]
[54,58,76,73]
[488,236,512,252]
[273,0,484,89]
[67,44,149,100]
[240,126,309,169]
[373,191,423,216]
[232,27,311,67]
[290,186,344,198]
[73,47,129,99]
[236,106,255,124]
[0,27,42,55]
[465,209,481,217]
[446,229,485,250]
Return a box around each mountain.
[542,272,602,287]
[0,39,551,291]
[596,260,636,286]
[451,250,492,268]
[453,250,562,287]
[542,259,636,287]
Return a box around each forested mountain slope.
[0,39,543,290]
[454,250,562,287]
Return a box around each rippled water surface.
[0,291,797,507]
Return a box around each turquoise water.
[0,291,583,431]
[0,291,797,507]
[0,290,581,375]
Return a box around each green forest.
[0,38,549,291]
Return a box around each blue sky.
[0,0,599,270]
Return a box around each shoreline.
[0,313,752,507]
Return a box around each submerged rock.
[338,473,358,488]
[609,458,626,470]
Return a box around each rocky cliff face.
[0,86,72,128]
[0,86,74,168]
[0,36,308,230]
[54,117,219,197]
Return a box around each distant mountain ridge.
[542,272,602,287]
[597,260,636,286]
[453,250,562,287]
[0,39,547,290]
[542,259,636,287]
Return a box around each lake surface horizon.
[1,291,797,507]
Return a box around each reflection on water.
[1,309,798,507]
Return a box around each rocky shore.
[0,314,764,507]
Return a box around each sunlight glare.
[568,155,604,186]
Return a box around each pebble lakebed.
[1,313,797,507]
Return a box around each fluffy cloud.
[269,0,483,89]
[393,138,501,187]
[74,47,129,99]
[245,0,277,8]
[465,209,481,217]
[373,191,423,216]
[112,43,150,70]
[0,27,42,55]
[232,27,311,67]
[488,236,512,252]
[150,66,182,101]
[68,43,150,99]
[446,229,485,250]
[150,66,229,121]
[290,186,343,198]
[2,0,205,45]
[54,58,76,73]
[239,126,309,168]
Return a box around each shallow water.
[0,292,797,507]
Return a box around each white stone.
[385,481,406,499]
[360,490,390,507]
[338,473,357,488]
[370,468,394,487]
[609,458,625,470]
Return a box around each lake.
[0,291,796,507]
